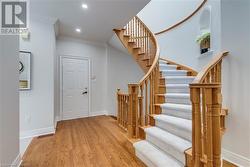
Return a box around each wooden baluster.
[190,87,203,167]
[140,85,144,126]
[201,88,207,159]
[145,80,149,125]
[217,61,222,83]
[128,84,139,138]
[117,89,120,125]
[149,74,153,115]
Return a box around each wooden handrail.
[159,57,198,76]
[136,16,160,84]
[155,0,207,35]
[192,51,229,84]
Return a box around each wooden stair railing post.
[117,89,121,126]
[190,87,203,167]
[128,84,139,138]
[211,86,222,167]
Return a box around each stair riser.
[156,95,165,103]
[146,134,186,164]
[161,109,192,120]
[165,97,191,105]
[164,78,194,84]
[166,87,190,93]
[159,87,167,94]
[162,72,187,77]
[155,120,192,141]
[160,66,177,71]
[159,78,165,85]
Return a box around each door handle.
[82,91,88,95]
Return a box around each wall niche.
[197,6,212,55]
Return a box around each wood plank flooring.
[21,116,145,167]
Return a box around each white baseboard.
[12,153,22,167]
[90,110,107,117]
[20,126,55,156]
[222,148,250,167]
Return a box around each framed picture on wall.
[19,51,31,90]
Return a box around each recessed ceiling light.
[76,28,81,33]
[81,3,88,9]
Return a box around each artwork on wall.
[19,51,31,90]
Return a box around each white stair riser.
[161,109,192,120]
[146,134,186,164]
[165,97,191,105]
[164,78,194,84]
[162,71,187,77]
[155,120,192,141]
[160,65,177,71]
[167,87,190,93]
[135,151,157,167]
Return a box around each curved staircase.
[115,16,229,167]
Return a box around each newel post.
[128,84,139,138]
[211,86,222,167]
[117,89,121,125]
[190,86,202,167]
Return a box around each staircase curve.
[115,16,229,167]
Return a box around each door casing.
[59,55,91,121]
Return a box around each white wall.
[221,0,250,166]
[0,36,20,166]
[56,37,108,117]
[106,45,143,116]
[19,18,56,154]
[138,0,221,71]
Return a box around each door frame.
[59,55,91,121]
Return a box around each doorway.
[60,56,90,120]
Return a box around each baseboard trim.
[12,153,22,167]
[20,126,55,139]
[90,110,107,117]
[222,148,250,167]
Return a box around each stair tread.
[134,140,183,167]
[145,127,191,164]
[154,115,192,134]
[161,103,192,112]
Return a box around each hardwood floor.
[21,116,145,167]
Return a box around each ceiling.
[30,0,150,42]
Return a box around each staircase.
[134,59,196,166]
[115,16,229,167]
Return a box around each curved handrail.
[136,16,160,84]
[155,0,207,35]
[192,51,229,84]
[159,57,198,76]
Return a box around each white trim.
[222,148,250,167]
[59,55,92,121]
[20,126,55,139]
[11,153,22,167]
[90,110,107,117]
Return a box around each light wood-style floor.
[21,116,145,167]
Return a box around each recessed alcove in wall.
[197,5,213,57]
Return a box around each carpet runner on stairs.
[134,60,194,167]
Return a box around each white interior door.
[62,57,89,120]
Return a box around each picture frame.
[19,51,31,90]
